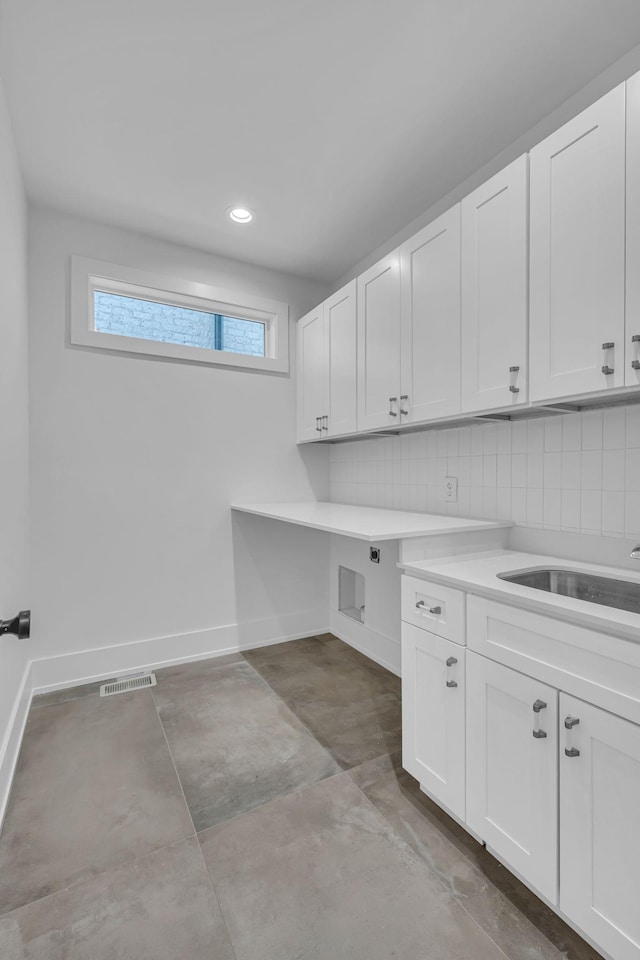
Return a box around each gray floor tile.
[152,659,340,832]
[349,754,603,960]
[0,836,235,960]
[244,635,402,768]
[154,652,244,683]
[30,679,104,711]
[0,690,193,916]
[199,772,509,960]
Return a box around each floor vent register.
[99,672,157,697]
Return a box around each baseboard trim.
[329,613,401,676]
[0,660,33,830]
[29,608,328,694]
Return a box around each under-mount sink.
[497,567,640,615]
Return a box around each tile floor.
[0,634,602,959]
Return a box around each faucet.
[632,545,640,559]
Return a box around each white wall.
[0,78,31,817]
[28,207,331,687]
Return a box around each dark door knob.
[0,610,30,640]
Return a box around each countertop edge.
[399,559,640,645]
[231,503,512,542]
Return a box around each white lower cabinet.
[402,580,640,959]
[401,623,465,820]
[465,652,559,904]
[560,694,640,960]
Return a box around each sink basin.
[498,568,640,615]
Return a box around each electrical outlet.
[370,546,380,563]
[444,476,458,501]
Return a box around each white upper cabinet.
[560,694,640,960]
[296,304,326,442]
[529,84,626,402]
[357,250,401,431]
[400,206,461,422]
[626,72,640,387]
[296,281,357,442]
[461,157,528,411]
[325,280,357,437]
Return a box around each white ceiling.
[2,0,640,283]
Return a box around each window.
[71,257,289,372]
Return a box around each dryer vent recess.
[339,566,365,624]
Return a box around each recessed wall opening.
[338,566,365,624]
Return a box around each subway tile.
[482,423,497,455]
[602,449,625,492]
[561,489,581,530]
[483,455,497,488]
[457,456,471,485]
[602,491,625,536]
[470,486,484,517]
[437,431,449,458]
[581,410,603,450]
[447,430,459,457]
[603,407,626,449]
[580,490,602,533]
[511,453,527,488]
[626,448,640,492]
[544,417,563,452]
[483,488,497,518]
[527,454,543,489]
[581,450,603,491]
[458,426,471,456]
[511,488,527,523]
[496,454,511,487]
[470,456,484,488]
[470,427,484,455]
[561,451,581,489]
[458,485,471,516]
[543,452,562,489]
[543,489,562,528]
[496,487,512,520]
[527,419,544,453]
[626,405,640,448]
[512,420,528,453]
[625,491,640,536]
[526,489,543,526]
[496,422,512,455]
[562,414,581,451]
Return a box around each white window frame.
[70,256,289,373]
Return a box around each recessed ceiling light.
[227,206,254,224]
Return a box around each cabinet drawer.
[401,576,465,643]
[467,595,640,725]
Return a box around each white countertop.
[231,502,512,542]
[401,549,640,643]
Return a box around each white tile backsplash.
[329,406,640,538]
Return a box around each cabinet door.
[402,623,465,820]
[296,304,326,442]
[529,84,626,402]
[560,694,640,960]
[326,280,357,437]
[461,156,528,411]
[357,250,401,430]
[400,206,461,423]
[466,652,558,903]
[626,72,640,387]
